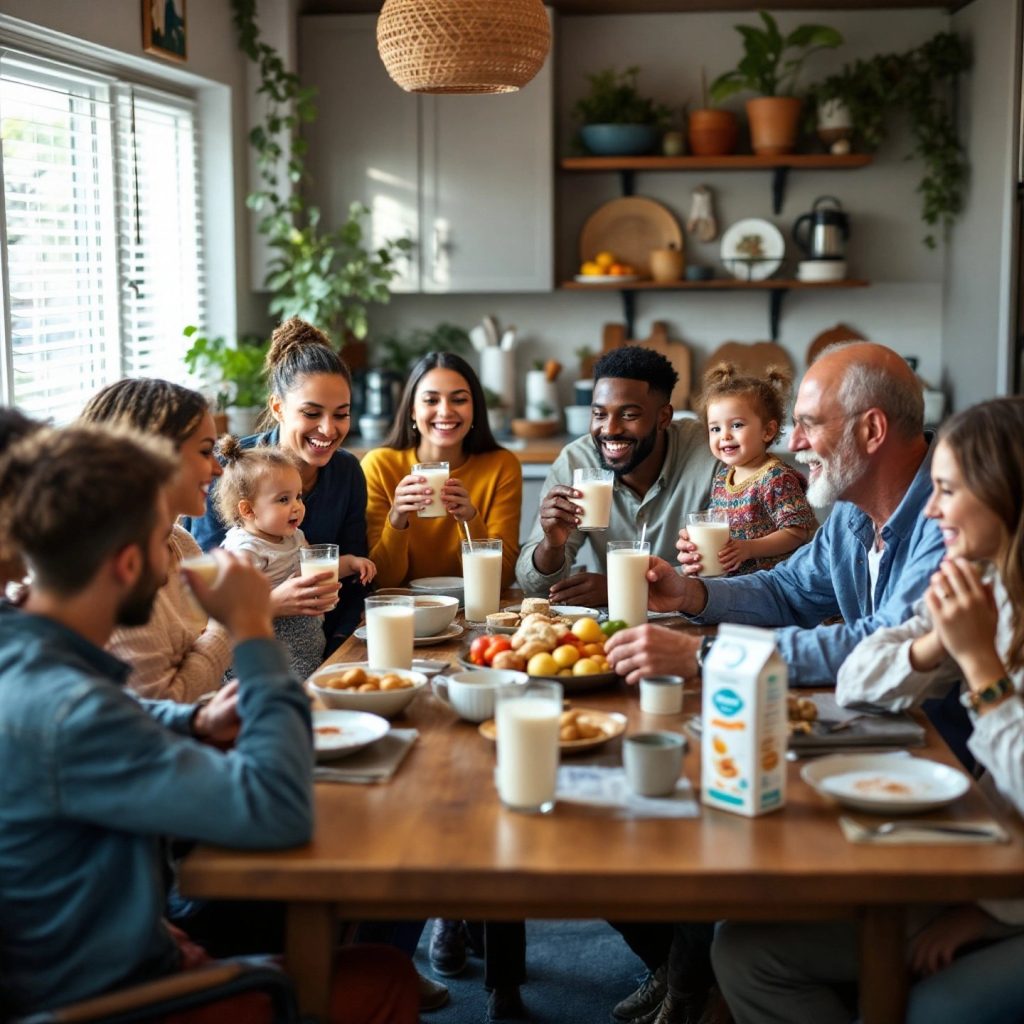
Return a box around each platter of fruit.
[460,600,626,693]
[478,705,627,754]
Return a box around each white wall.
[0,0,264,339]
[365,6,955,409]
[945,0,1022,408]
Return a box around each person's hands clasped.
[538,484,583,548]
[183,550,274,641]
[440,478,476,523]
[269,571,339,618]
[549,572,608,608]
[605,624,700,686]
[192,680,241,747]
[389,472,435,529]
[924,557,999,673]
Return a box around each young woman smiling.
[79,378,231,700]
[361,351,521,589]
[188,318,368,651]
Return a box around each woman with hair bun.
[79,378,231,700]
[687,361,815,576]
[188,317,369,651]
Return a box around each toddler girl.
[215,436,376,679]
[693,362,816,575]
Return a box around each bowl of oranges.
[575,250,639,284]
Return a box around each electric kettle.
[792,196,849,260]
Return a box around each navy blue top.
[185,426,368,649]
[0,604,312,1012]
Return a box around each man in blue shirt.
[0,425,415,1021]
[606,342,945,686]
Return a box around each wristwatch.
[695,635,715,672]
[960,676,1013,713]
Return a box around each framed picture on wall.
[142,0,187,63]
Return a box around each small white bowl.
[309,664,427,718]
[797,259,847,283]
[410,576,464,605]
[413,594,459,637]
[564,405,592,436]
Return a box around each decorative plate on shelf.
[720,218,785,281]
[579,197,683,278]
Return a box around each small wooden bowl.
[510,418,560,439]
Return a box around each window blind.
[0,50,204,422]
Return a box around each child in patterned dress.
[695,362,816,575]
[215,436,376,678]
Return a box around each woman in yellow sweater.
[361,351,522,589]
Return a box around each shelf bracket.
[619,170,636,197]
[769,289,787,340]
[620,290,637,338]
[771,167,789,214]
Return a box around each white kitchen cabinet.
[299,14,553,294]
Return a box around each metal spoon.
[861,820,1001,839]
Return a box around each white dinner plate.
[573,274,641,285]
[801,753,970,815]
[720,218,785,281]
[353,623,465,646]
[312,709,390,762]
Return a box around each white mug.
[432,669,527,723]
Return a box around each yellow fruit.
[571,616,604,643]
[582,642,605,657]
[552,644,580,668]
[594,250,615,270]
[527,652,559,677]
[558,668,573,677]
[572,657,602,676]
[579,260,602,276]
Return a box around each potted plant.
[371,322,472,374]
[687,68,738,157]
[572,66,671,156]
[183,326,270,436]
[805,32,970,247]
[482,386,510,437]
[710,12,843,156]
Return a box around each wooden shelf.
[561,153,872,211]
[559,278,870,339]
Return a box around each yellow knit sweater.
[361,446,523,589]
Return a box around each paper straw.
[639,521,648,548]
[462,520,473,552]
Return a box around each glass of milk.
[606,540,651,627]
[180,554,219,587]
[686,510,731,577]
[461,538,502,622]
[572,467,614,531]
[495,680,563,814]
[364,595,415,670]
[413,461,449,518]
[299,544,340,586]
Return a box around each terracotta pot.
[687,109,738,157]
[746,96,803,156]
[649,245,684,282]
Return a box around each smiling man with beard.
[516,346,717,608]
[605,341,945,687]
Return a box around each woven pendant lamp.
[377,0,551,95]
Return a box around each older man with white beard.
[604,341,945,687]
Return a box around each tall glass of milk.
[413,461,449,518]
[572,467,614,531]
[686,510,731,577]
[299,544,340,585]
[606,540,651,627]
[461,538,502,622]
[495,680,562,814]
[364,595,414,669]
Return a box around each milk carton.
[701,624,787,817]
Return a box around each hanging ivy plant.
[806,32,970,248]
[231,0,411,340]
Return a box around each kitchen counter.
[344,434,575,465]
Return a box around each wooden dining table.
[181,614,1024,1023]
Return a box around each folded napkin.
[555,765,699,819]
[840,813,1009,845]
[790,693,925,753]
[314,729,418,784]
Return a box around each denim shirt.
[697,441,944,685]
[184,426,369,649]
[0,606,313,1013]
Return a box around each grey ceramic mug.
[623,731,686,797]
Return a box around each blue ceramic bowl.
[580,123,658,156]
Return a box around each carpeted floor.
[415,919,646,1024]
